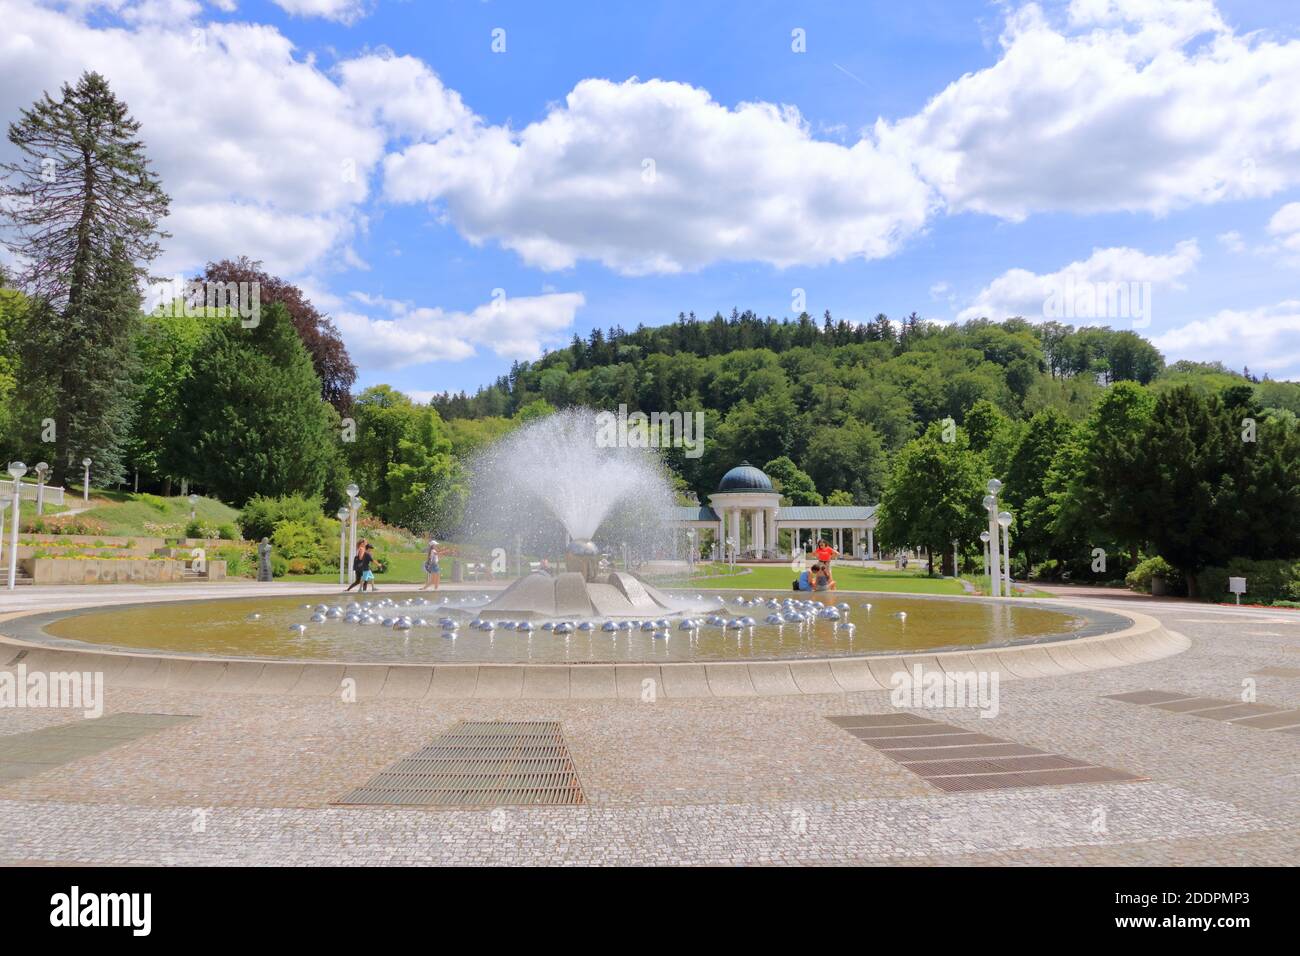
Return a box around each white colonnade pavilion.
[669,462,877,561]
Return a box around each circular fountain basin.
[21,590,1128,664]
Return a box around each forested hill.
[430,311,1293,504]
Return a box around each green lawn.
[73,491,241,537]
[289,549,431,585]
[746,566,962,594]
[660,563,966,594]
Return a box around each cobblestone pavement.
[1,590,1297,865]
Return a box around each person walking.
[359,544,382,592]
[344,539,367,592]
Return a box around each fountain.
[460,408,707,621]
[7,407,1141,669]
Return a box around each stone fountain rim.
[0,590,1187,698]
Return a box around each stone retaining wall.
[17,557,227,584]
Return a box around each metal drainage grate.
[335,720,585,808]
[827,713,1141,793]
[1103,689,1300,732]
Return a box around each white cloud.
[270,0,368,25]
[1266,201,1300,257]
[958,239,1200,323]
[337,51,473,141]
[1154,300,1300,376]
[382,77,934,274]
[0,0,385,278]
[335,291,586,369]
[1217,230,1245,252]
[877,0,1300,219]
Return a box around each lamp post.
[997,511,1013,596]
[985,478,1002,598]
[8,462,26,590]
[82,458,92,502]
[34,462,48,516]
[345,483,359,563]
[980,530,991,584]
[188,493,198,521]
[336,505,349,586]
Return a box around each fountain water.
[458,408,703,620]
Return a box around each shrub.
[1196,559,1300,604]
[286,557,315,575]
[185,519,221,539]
[21,515,109,536]
[217,523,238,540]
[270,552,288,578]
[1126,556,1182,594]
[238,493,322,542]
[211,545,254,578]
[136,493,168,512]
[271,519,323,559]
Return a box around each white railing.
[0,480,67,506]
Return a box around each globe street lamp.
[82,458,92,502]
[34,462,49,516]
[8,462,27,590]
[345,483,360,561]
[189,493,198,521]
[336,505,350,586]
[985,479,1003,598]
[997,510,1013,595]
[980,530,991,583]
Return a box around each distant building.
[669,461,877,560]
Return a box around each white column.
[717,512,725,559]
[988,508,1002,598]
[757,509,767,556]
[729,508,741,559]
[867,527,875,560]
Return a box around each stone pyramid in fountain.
[479,539,695,621]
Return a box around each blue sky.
[3,0,1300,394]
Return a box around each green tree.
[171,303,334,505]
[1055,381,1155,563]
[1,72,169,484]
[763,455,822,505]
[877,423,985,574]
[802,421,887,504]
[126,309,215,490]
[1130,386,1240,594]
[343,385,460,528]
[1004,408,1075,573]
